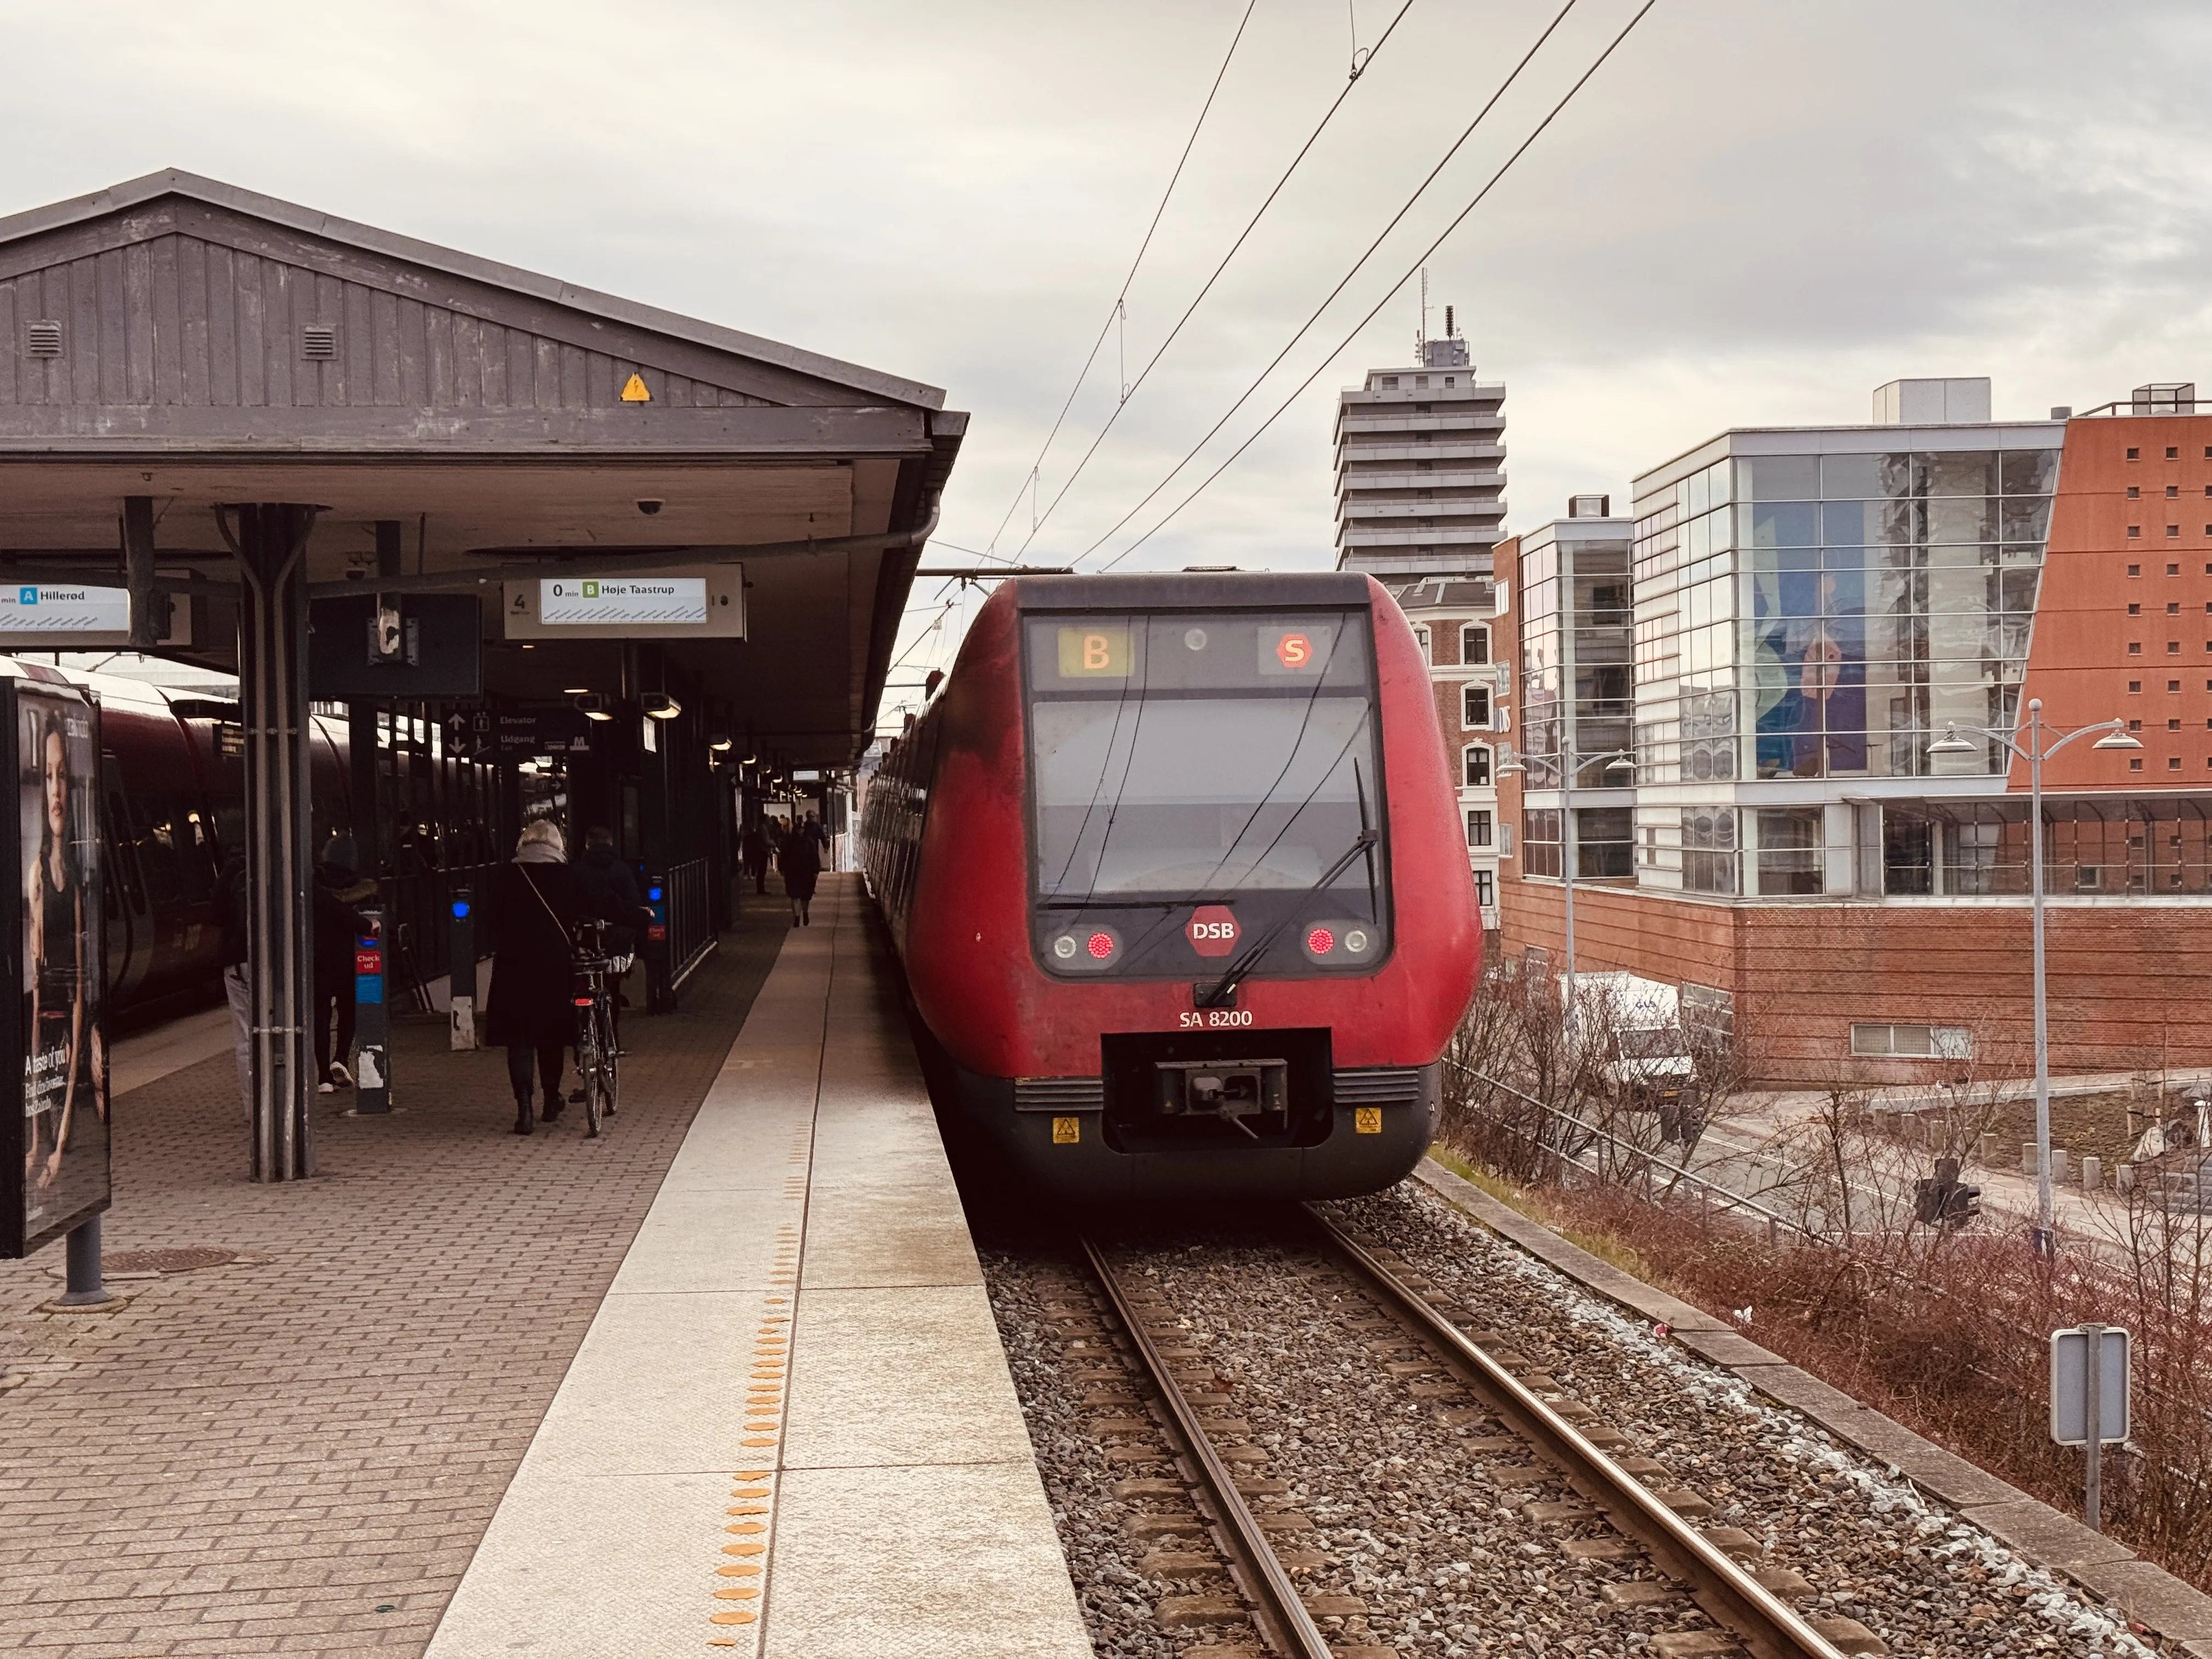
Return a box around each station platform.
[424,878,1089,1657]
[0,877,1087,1659]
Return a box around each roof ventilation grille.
[301,324,338,361]
[24,320,61,359]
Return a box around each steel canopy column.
[234,503,319,1182]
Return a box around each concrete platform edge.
[1413,1155,2212,1647]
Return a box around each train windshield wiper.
[1194,825,1377,1010]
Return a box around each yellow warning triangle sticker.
[620,372,651,403]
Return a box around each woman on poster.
[25,710,96,1198]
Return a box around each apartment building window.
[2129,526,2142,538]
[2169,526,2181,538]
[2130,603,2141,615]
[2130,564,2142,575]
[1571,807,1635,879]
[1460,624,1490,664]
[1756,807,1824,896]
[1473,869,1494,907]
[2128,447,2141,460]
[1850,1023,1972,1059]
[1681,807,1739,894]
[2171,487,2183,499]
[2172,563,2185,575]
[1413,624,1431,663]
[2169,447,2181,459]
[1465,809,1493,848]
[1524,808,1560,877]
[1462,744,1492,786]
[2129,486,2141,499]
[1463,684,1492,729]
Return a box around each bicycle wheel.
[598,1000,620,1120]
[577,1020,604,1139]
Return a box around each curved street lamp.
[1927,697,2140,1255]
[1500,742,1635,1038]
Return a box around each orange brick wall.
[1500,879,2212,1083]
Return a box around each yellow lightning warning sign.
[620,373,651,403]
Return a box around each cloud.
[4,0,2210,691]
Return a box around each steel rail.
[1078,1238,1335,1659]
[1305,1207,1847,1659]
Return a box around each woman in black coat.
[776,820,821,927]
[486,819,589,1135]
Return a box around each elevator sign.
[501,565,746,640]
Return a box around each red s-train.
[860,571,1480,1201]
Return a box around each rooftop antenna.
[1416,267,1429,362]
[1445,303,1455,339]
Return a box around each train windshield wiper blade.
[1194,828,1376,1010]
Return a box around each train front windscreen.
[1023,608,1390,983]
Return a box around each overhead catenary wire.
[980,0,1261,556]
[1010,0,1420,557]
[1093,0,1657,570]
[1076,0,1589,566]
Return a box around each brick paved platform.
[423,878,1089,1659]
[0,895,789,1658]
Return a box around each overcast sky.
[6,0,2210,708]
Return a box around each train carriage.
[861,571,1480,1201]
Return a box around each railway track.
[1071,1209,1857,1659]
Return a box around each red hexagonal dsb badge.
[1186,905,1240,958]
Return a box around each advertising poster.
[5,682,108,1256]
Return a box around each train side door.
[100,756,146,1005]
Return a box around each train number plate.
[1179,1009,1254,1029]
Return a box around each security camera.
[636,499,664,516]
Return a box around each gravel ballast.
[981,1180,2159,1658]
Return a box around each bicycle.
[569,920,624,1137]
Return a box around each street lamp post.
[1928,698,2140,1254]
[1503,742,1634,1037]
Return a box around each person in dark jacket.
[312,837,377,1094]
[215,853,251,1119]
[486,820,589,1135]
[777,817,822,927]
[741,822,771,896]
[574,826,651,1052]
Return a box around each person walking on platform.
[312,837,376,1094]
[741,821,770,896]
[777,814,821,927]
[488,820,589,1136]
[802,810,830,853]
[574,826,650,1053]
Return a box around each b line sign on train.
[501,565,746,640]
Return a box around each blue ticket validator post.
[644,872,672,1013]
[353,906,390,1113]
[448,887,477,1050]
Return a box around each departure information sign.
[502,565,746,640]
[540,577,708,626]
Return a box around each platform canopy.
[0,169,964,764]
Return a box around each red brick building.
[1499,382,2212,1082]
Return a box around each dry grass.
[1433,1141,2212,1595]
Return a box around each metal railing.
[664,856,716,987]
[1445,1059,1819,1240]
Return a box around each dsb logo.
[1186,905,1240,958]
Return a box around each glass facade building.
[1616,409,2066,900]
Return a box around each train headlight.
[1303,921,1379,963]
[1048,923,1121,970]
